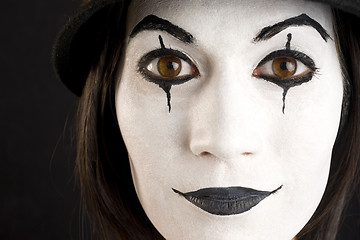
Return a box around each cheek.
[279,46,343,198]
[115,62,186,195]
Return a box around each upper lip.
[173,185,282,216]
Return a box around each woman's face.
[115,0,343,239]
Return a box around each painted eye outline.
[252,49,317,88]
[138,48,200,86]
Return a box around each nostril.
[198,151,253,158]
[199,151,212,157]
[242,152,253,156]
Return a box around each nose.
[188,68,264,161]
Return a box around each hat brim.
[52,0,125,96]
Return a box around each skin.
[115,0,343,239]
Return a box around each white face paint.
[115,0,343,239]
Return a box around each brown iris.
[272,57,296,78]
[157,56,182,78]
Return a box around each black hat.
[52,0,360,96]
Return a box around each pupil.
[167,62,174,70]
[280,62,287,71]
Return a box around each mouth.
[172,185,282,216]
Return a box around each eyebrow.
[129,15,195,44]
[253,13,331,42]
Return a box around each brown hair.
[81,0,91,6]
[75,3,360,240]
[296,9,360,239]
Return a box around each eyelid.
[255,49,316,72]
[139,48,192,64]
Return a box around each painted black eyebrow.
[130,15,195,44]
[254,13,331,42]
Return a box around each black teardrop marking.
[158,35,172,112]
[282,33,292,114]
[159,83,172,112]
[282,88,289,114]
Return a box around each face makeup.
[115,0,344,239]
[253,13,331,42]
[130,14,195,44]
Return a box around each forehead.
[126,0,333,42]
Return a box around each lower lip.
[173,185,282,216]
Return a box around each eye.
[139,49,200,85]
[252,50,316,84]
[253,56,311,79]
[146,56,194,78]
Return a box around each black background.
[0,0,359,239]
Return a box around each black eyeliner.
[138,48,199,85]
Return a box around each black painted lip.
[172,185,282,216]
